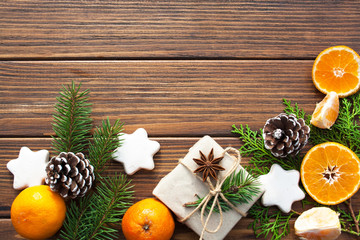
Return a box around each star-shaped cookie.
[7,146,49,189]
[113,128,160,175]
[259,164,305,213]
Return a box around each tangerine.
[301,142,360,205]
[122,198,175,240]
[310,91,339,129]
[312,45,360,97]
[11,185,66,240]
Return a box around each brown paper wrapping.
[153,136,264,240]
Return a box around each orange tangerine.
[122,198,175,240]
[11,185,66,240]
[310,91,339,129]
[312,45,360,97]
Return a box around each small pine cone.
[45,152,95,199]
[263,113,310,158]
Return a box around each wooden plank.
[0,137,244,217]
[1,0,359,59]
[0,218,283,240]
[1,138,360,239]
[0,60,322,137]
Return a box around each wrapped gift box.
[153,136,264,240]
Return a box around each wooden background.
[1,1,359,239]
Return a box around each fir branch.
[58,195,93,240]
[248,203,295,240]
[85,174,134,240]
[59,174,134,240]
[184,169,261,213]
[88,118,124,176]
[51,81,92,154]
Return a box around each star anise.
[193,148,225,182]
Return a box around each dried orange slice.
[301,142,360,205]
[310,91,339,129]
[312,45,360,97]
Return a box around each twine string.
[178,147,247,240]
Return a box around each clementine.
[312,45,360,97]
[11,185,66,240]
[301,142,360,205]
[122,198,175,240]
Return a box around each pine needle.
[58,194,93,240]
[184,169,261,213]
[59,174,134,240]
[51,81,92,154]
[88,118,124,176]
[50,81,134,240]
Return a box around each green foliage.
[50,82,134,240]
[89,118,124,176]
[248,203,295,240]
[233,96,360,239]
[309,93,360,154]
[336,205,360,236]
[282,98,306,119]
[184,169,261,213]
[59,174,134,240]
[59,194,92,240]
[51,81,92,154]
[231,124,302,174]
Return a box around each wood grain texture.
[1,0,359,59]
[0,137,248,217]
[1,138,360,239]
[0,60,323,137]
[2,1,360,239]
[0,218,286,240]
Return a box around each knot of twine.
[178,147,247,240]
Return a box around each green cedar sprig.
[336,205,360,237]
[59,174,134,240]
[231,124,302,239]
[235,95,360,239]
[305,93,360,153]
[51,81,92,154]
[184,169,261,213]
[282,99,306,120]
[231,124,302,175]
[248,203,295,240]
[284,96,360,237]
[88,118,124,176]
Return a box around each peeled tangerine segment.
[295,207,341,240]
[310,91,339,129]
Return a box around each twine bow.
[179,147,247,240]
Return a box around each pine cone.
[45,152,95,199]
[263,113,310,158]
